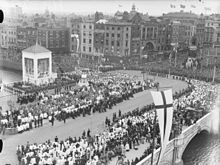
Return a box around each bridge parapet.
[137,111,213,165]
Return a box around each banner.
[150,89,173,164]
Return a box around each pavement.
[0,71,187,165]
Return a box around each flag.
[180,4,186,8]
[150,89,173,165]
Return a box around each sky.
[0,0,220,16]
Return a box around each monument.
[22,42,57,85]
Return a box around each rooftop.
[163,11,198,19]
[23,43,51,53]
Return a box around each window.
[83,38,86,43]
[118,27,120,30]
[83,46,86,51]
[83,33,86,36]
[111,41,114,46]
[107,27,109,30]
[117,41,120,47]
[112,27,115,30]
[89,47,92,52]
[112,33,114,37]
[89,25,92,29]
[83,25,86,29]
[126,40,128,47]
[106,33,109,37]
[89,39,92,44]
[106,39,109,45]
[126,33,128,39]
[117,34,120,38]
[126,27,129,31]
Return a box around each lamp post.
[173,133,184,165]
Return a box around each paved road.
[0,71,187,165]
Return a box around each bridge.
[137,110,215,165]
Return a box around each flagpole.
[150,87,159,165]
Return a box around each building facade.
[38,26,70,56]
[0,24,17,49]
[94,21,105,56]
[67,17,82,54]
[17,26,38,51]
[104,22,131,57]
[140,21,158,55]
[80,21,95,57]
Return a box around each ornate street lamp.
[173,133,184,165]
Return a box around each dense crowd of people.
[0,71,156,134]
[15,76,217,165]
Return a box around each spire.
[132,4,136,12]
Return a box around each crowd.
[0,71,156,134]
[15,77,217,165]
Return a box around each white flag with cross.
[150,89,173,165]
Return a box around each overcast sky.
[1,0,220,16]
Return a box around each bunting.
[150,89,173,165]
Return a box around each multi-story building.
[67,17,82,55]
[163,11,198,25]
[37,26,70,56]
[104,21,132,57]
[196,17,206,47]
[94,20,106,55]
[17,26,38,51]
[95,12,104,22]
[0,24,17,49]
[157,19,171,51]
[204,19,220,47]
[129,13,142,58]
[163,11,198,48]
[140,21,158,55]
[80,20,95,58]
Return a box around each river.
[182,133,220,165]
[0,68,219,165]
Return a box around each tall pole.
[151,87,159,165]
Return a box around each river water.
[0,68,219,165]
[182,133,220,165]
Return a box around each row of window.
[105,33,129,38]
[105,40,129,47]
[83,32,92,37]
[83,25,93,30]
[106,26,129,31]
[83,38,92,44]
[82,46,92,52]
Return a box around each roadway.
[0,70,187,164]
